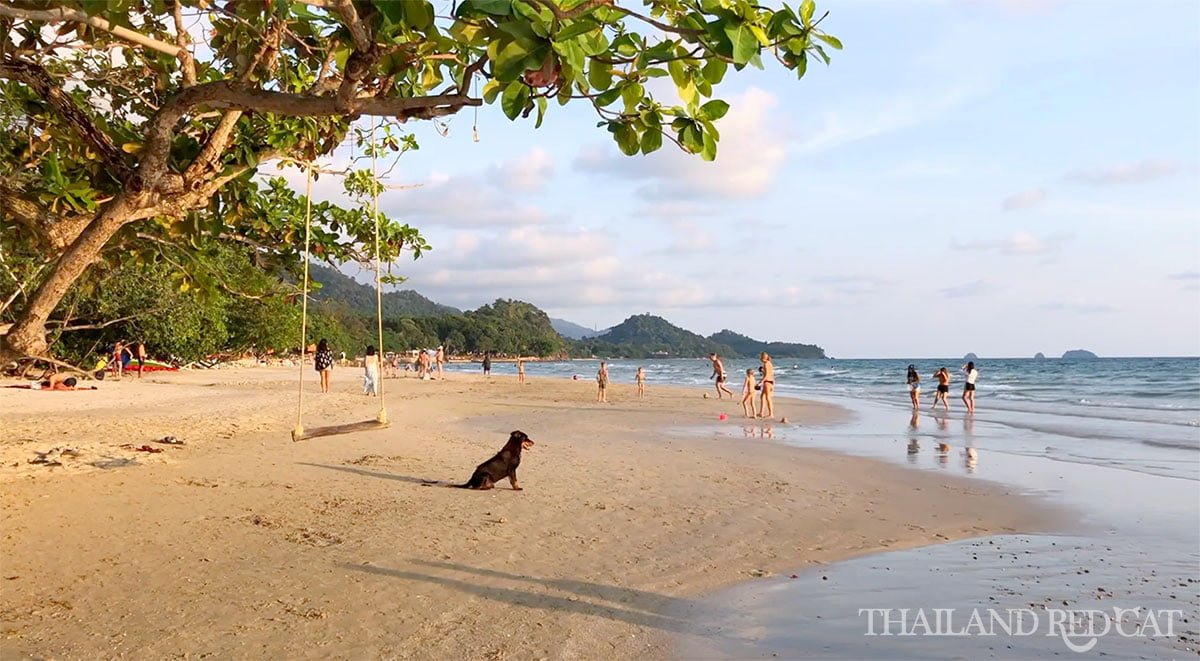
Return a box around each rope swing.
[290,126,391,441]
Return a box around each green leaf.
[595,87,621,107]
[695,99,729,122]
[749,24,771,46]
[587,60,612,90]
[501,81,531,120]
[724,23,757,66]
[555,19,599,42]
[668,59,688,89]
[701,129,717,161]
[678,80,697,104]
[680,122,703,153]
[642,67,668,78]
[482,79,503,103]
[457,0,513,17]
[494,39,535,81]
[800,0,815,25]
[372,0,404,25]
[535,96,548,128]
[614,123,639,155]
[621,82,643,112]
[816,33,843,50]
[640,128,663,154]
[702,58,727,85]
[796,51,808,78]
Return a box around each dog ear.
[510,430,524,439]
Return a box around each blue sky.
[283,0,1200,358]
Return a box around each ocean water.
[448,356,1200,481]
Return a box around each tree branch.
[48,312,153,332]
[333,0,372,53]
[171,0,197,86]
[0,4,185,58]
[0,58,132,182]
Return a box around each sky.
[269,0,1200,359]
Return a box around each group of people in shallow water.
[905,361,980,413]
[708,352,776,419]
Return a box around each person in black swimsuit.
[482,352,492,376]
[314,339,334,393]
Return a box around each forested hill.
[570,314,730,358]
[308,264,459,318]
[708,330,826,359]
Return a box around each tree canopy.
[0,0,838,362]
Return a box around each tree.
[0,0,839,361]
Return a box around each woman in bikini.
[635,366,646,399]
[758,352,775,419]
[906,364,921,410]
[596,361,609,402]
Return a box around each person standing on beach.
[435,345,445,380]
[482,352,492,376]
[906,364,921,409]
[635,366,646,399]
[596,361,609,403]
[363,346,380,396]
[708,353,735,399]
[134,342,147,378]
[517,357,526,384]
[932,367,951,411]
[112,341,132,378]
[741,368,758,418]
[961,361,979,413]
[417,350,430,379]
[759,352,776,419]
[314,339,334,393]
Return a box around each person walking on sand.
[482,352,492,376]
[517,357,526,384]
[758,352,776,419]
[708,353,735,399]
[741,368,759,418]
[314,339,334,393]
[363,346,380,396]
[417,349,430,379]
[906,364,921,409]
[961,361,979,413]
[596,361,609,403]
[435,345,445,379]
[932,367,951,411]
[135,341,147,378]
[635,366,646,399]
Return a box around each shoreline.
[0,367,1061,658]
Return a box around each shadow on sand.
[298,462,435,485]
[341,559,735,639]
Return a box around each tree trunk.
[1,197,138,361]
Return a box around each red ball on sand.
[719,413,727,420]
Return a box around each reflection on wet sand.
[901,411,980,473]
[741,424,775,440]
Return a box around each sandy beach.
[0,367,1059,659]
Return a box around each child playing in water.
[741,368,758,418]
[635,367,646,399]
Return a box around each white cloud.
[573,87,786,200]
[793,85,978,155]
[939,280,994,298]
[491,147,554,192]
[1064,159,1181,186]
[385,170,558,228]
[1036,300,1115,314]
[952,231,1070,255]
[1002,187,1047,211]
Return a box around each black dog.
[454,431,534,490]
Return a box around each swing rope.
[291,162,314,442]
[370,119,388,424]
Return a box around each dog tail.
[445,482,470,489]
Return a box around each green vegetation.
[570,315,826,359]
[308,264,459,318]
[0,0,838,362]
[708,330,825,359]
